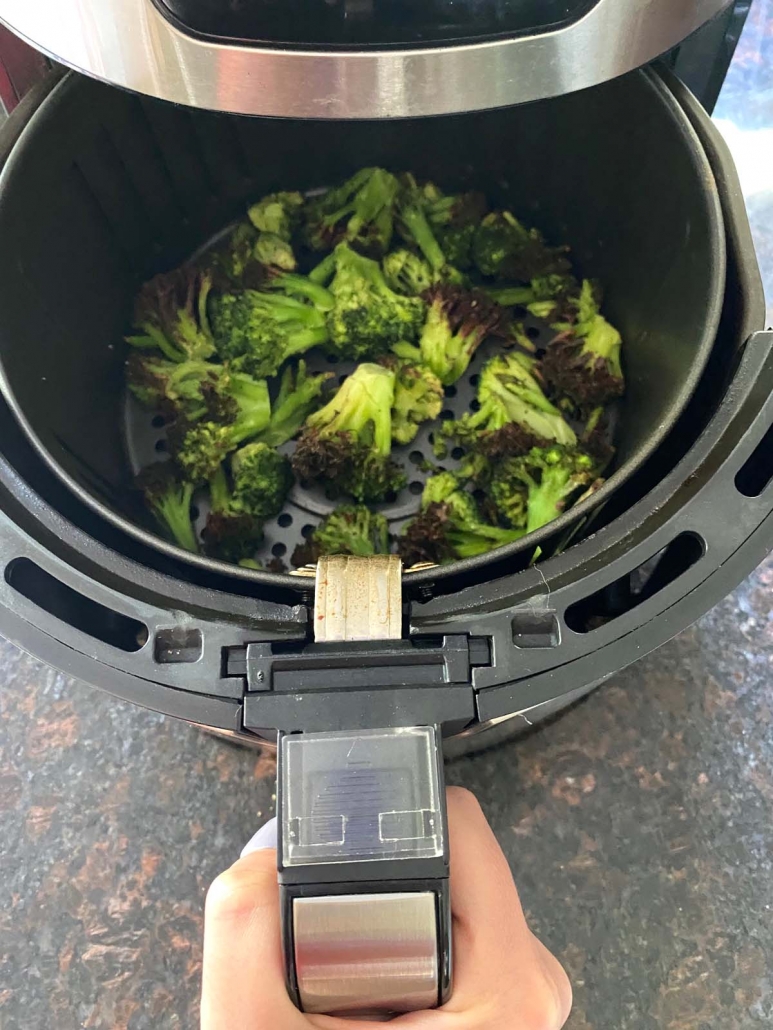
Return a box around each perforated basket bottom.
[123,309,594,570]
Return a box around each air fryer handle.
[276,725,452,1017]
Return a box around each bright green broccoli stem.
[583,317,623,377]
[308,363,394,457]
[126,326,186,363]
[401,204,446,272]
[228,375,272,445]
[256,363,331,448]
[209,464,231,513]
[152,481,198,553]
[271,273,334,311]
[487,286,536,306]
[283,326,331,360]
[449,524,525,558]
[309,251,338,285]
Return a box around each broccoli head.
[304,168,399,255]
[206,221,297,292]
[126,352,233,422]
[418,182,488,270]
[255,361,333,448]
[489,274,579,322]
[399,472,523,565]
[203,464,264,564]
[231,441,294,520]
[542,280,624,406]
[292,362,406,502]
[443,351,576,458]
[136,461,199,553]
[396,174,447,273]
[128,266,214,362]
[378,355,443,445]
[169,372,271,481]
[383,249,437,297]
[209,288,329,377]
[473,211,571,282]
[325,243,426,361]
[247,191,304,240]
[292,505,390,565]
[408,284,506,387]
[491,445,601,534]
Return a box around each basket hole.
[512,613,560,649]
[445,385,457,398]
[469,374,480,387]
[409,481,423,495]
[451,447,465,461]
[272,543,287,557]
[470,399,481,413]
[384,490,398,503]
[301,524,315,539]
[154,627,203,664]
[526,326,540,340]
[154,439,168,454]
[735,422,773,497]
[338,373,348,385]
[440,409,454,421]
[277,512,293,528]
[564,533,706,634]
[326,354,340,364]
[190,505,200,520]
[151,414,166,429]
[409,450,423,465]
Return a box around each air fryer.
[0,0,770,1018]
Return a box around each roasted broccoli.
[399,472,523,565]
[304,168,399,255]
[206,221,297,291]
[231,441,294,520]
[396,174,447,273]
[489,274,579,322]
[292,505,390,565]
[491,445,601,533]
[203,464,264,563]
[542,280,624,406]
[126,352,228,422]
[383,249,437,297]
[473,211,571,282]
[209,287,330,377]
[396,284,505,386]
[418,182,488,269]
[443,351,576,459]
[137,461,199,553]
[379,355,444,445]
[292,362,406,502]
[323,243,426,360]
[247,191,304,240]
[127,267,215,362]
[169,373,271,481]
[255,361,333,448]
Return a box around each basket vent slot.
[5,558,148,653]
[735,422,773,497]
[564,533,705,634]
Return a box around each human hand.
[201,786,571,1029]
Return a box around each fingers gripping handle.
[277,726,452,1016]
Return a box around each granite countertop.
[2,9,773,1030]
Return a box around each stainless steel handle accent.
[0,0,730,119]
[293,892,439,1015]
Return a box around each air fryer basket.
[0,68,725,583]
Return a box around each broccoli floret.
[489,274,579,322]
[292,505,390,565]
[136,461,198,553]
[169,373,271,481]
[325,244,425,361]
[247,191,304,240]
[407,284,505,387]
[126,352,233,422]
[378,356,443,445]
[444,352,577,458]
[127,267,214,362]
[473,211,571,282]
[396,174,447,273]
[418,183,488,270]
[399,472,523,565]
[206,221,297,291]
[292,362,405,502]
[203,464,264,564]
[231,441,294,520]
[253,232,297,273]
[491,445,601,533]
[254,361,333,448]
[383,250,437,297]
[209,288,330,378]
[304,168,399,255]
[542,280,624,406]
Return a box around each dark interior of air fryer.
[0,70,725,584]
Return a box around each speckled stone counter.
[2,9,773,1030]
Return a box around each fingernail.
[241,817,277,857]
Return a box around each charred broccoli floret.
[379,355,443,445]
[304,168,399,255]
[397,284,505,387]
[473,211,571,282]
[255,361,333,448]
[231,441,293,520]
[137,461,199,553]
[209,286,330,377]
[491,445,601,533]
[324,244,425,360]
[169,373,271,481]
[126,352,230,422]
[418,182,488,270]
[489,274,579,322]
[292,363,405,502]
[203,464,264,563]
[542,280,624,406]
[292,505,390,565]
[399,472,523,565]
[127,267,214,362]
[443,352,576,458]
[206,221,297,291]
[247,191,304,240]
